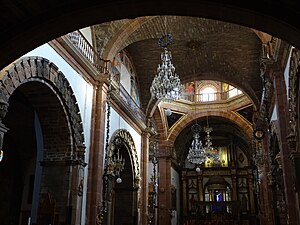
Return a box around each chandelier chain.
[97,73,113,225]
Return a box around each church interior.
[0,1,300,225]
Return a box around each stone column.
[140,131,150,225]
[182,172,187,217]
[261,137,275,225]
[69,144,87,225]
[231,170,237,201]
[86,81,108,225]
[273,70,298,225]
[157,146,172,225]
[247,172,255,214]
[259,163,275,225]
[248,172,257,224]
[198,173,203,201]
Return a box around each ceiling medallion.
[150,34,181,102]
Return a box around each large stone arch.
[106,129,141,225]
[108,129,141,186]
[167,110,252,146]
[0,56,86,224]
[1,1,300,70]
[107,129,141,185]
[0,56,85,155]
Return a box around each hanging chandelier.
[204,117,220,163]
[204,125,220,162]
[150,34,181,102]
[204,126,213,152]
[187,123,207,171]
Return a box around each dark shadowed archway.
[0,56,86,225]
[105,129,141,225]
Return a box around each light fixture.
[187,123,207,171]
[0,150,3,162]
[204,126,213,152]
[150,21,181,102]
[204,118,220,163]
[107,140,125,183]
[253,128,265,140]
[165,108,172,116]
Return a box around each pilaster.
[141,131,150,225]
[86,81,108,225]
[231,170,237,201]
[157,146,172,225]
[273,69,298,225]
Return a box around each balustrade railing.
[111,67,146,123]
[119,84,146,122]
[180,88,243,102]
[66,31,243,122]
[66,31,111,74]
[65,30,146,123]
[186,201,241,220]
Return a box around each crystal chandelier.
[107,138,125,183]
[187,123,207,171]
[204,121,220,162]
[204,126,213,152]
[150,34,181,101]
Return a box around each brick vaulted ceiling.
[94,16,262,110]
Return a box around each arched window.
[228,85,242,98]
[200,86,217,101]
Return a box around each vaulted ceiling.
[94,16,265,110]
[0,0,295,164]
[92,16,290,150]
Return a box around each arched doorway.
[107,129,140,225]
[175,116,255,225]
[0,57,85,225]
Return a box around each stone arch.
[167,110,252,146]
[108,129,140,187]
[0,56,86,224]
[0,56,85,155]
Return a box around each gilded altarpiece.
[182,145,256,225]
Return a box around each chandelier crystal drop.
[150,34,181,102]
[204,126,213,152]
[187,124,207,165]
[203,119,220,162]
